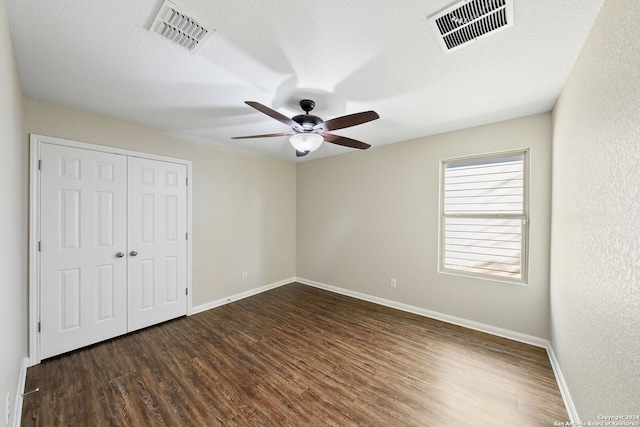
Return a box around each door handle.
[130,250,138,257]
[115,252,125,258]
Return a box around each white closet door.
[40,144,128,359]
[127,157,188,332]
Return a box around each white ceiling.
[6,0,604,162]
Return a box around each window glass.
[440,151,528,283]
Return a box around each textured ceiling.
[6,0,604,161]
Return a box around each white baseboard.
[545,344,580,423]
[13,357,29,427]
[296,277,548,348]
[191,277,294,314]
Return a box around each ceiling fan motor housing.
[292,114,323,131]
[293,99,324,131]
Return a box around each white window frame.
[439,149,529,284]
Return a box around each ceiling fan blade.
[320,132,371,150]
[318,111,379,132]
[245,101,300,130]
[231,132,294,139]
[296,150,310,157]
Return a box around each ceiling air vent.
[149,0,211,51]
[429,0,514,52]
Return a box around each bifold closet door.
[40,144,128,359]
[127,157,188,332]
[39,144,188,359]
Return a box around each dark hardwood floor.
[22,283,568,426]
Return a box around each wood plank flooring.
[22,283,568,426]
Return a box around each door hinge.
[185,288,188,295]
[38,159,42,170]
[38,241,41,251]
[186,232,188,240]
[186,177,188,186]
[37,322,41,333]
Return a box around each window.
[439,150,529,283]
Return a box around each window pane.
[444,155,524,215]
[440,152,528,282]
[443,217,522,279]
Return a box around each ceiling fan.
[232,100,379,157]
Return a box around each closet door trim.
[29,134,193,365]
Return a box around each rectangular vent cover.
[429,0,514,52]
[149,0,211,51]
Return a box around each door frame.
[29,134,193,365]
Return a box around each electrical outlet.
[5,393,10,425]
[242,272,247,280]
[390,278,397,288]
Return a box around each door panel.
[40,144,128,358]
[127,157,187,332]
[96,264,115,321]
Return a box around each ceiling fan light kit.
[232,99,379,158]
[289,133,323,154]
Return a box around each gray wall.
[297,113,553,339]
[550,0,640,420]
[0,0,25,424]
